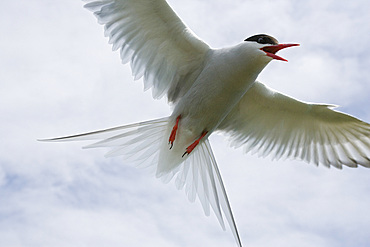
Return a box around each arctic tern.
[42,0,370,246]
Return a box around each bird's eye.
[258,37,264,43]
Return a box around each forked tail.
[40,117,242,247]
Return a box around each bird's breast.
[172,52,260,136]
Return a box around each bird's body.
[41,0,370,246]
[159,44,269,176]
[171,44,267,139]
[173,44,268,132]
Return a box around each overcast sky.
[1,1,370,247]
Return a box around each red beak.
[260,43,299,62]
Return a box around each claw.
[169,115,181,149]
[182,131,208,157]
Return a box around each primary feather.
[84,0,209,102]
[218,81,370,169]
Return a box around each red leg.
[168,115,181,149]
[182,131,208,157]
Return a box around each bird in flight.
[42,0,370,246]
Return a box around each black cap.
[244,34,278,45]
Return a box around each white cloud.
[0,0,369,247]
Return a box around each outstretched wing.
[84,0,210,102]
[218,81,370,169]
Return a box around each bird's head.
[244,34,299,62]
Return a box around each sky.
[0,0,370,247]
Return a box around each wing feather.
[218,81,370,168]
[84,0,209,102]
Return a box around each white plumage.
[42,1,370,246]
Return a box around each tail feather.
[40,117,242,247]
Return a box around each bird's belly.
[172,79,255,138]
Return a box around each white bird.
[42,0,370,246]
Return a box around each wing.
[218,81,370,169]
[83,0,210,102]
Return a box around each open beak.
[261,43,300,62]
